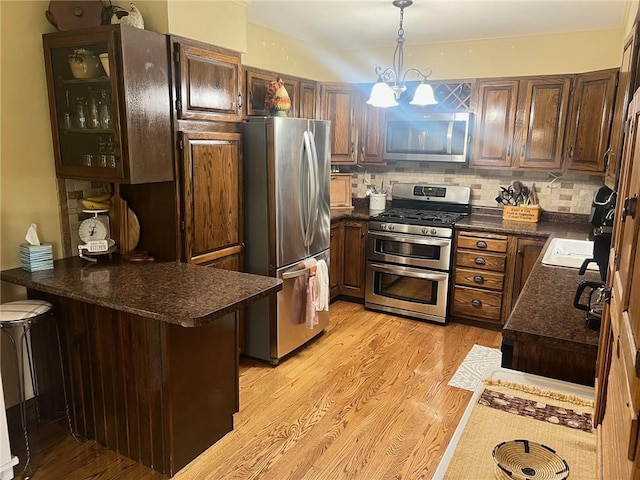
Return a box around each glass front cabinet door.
[43,25,173,184]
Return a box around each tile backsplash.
[349,164,603,215]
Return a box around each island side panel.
[163,312,238,475]
[37,295,167,473]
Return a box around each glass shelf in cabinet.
[57,77,111,85]
[61,128,114,134]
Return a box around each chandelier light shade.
[367,0,438,108]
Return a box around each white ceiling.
[245,0,630,51]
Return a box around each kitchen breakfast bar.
[0,258,282,476]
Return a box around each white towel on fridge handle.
[314,259,329,312]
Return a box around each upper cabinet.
[564,69,617,173]
[172,36,243,122]
[516,77,571,169]
[472,77,571,169]
[244,66,317,119]
[320,83,357,164]
[42,25,173,183]
[472,72,616,174]
[355,88,385,165]
[607,29,639,189]
[472,80,519,168]
[299,81,318,120]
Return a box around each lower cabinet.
[330,222,344,299]
[451,229,547,327]
[330,219,367,300]
[510,236,546,310]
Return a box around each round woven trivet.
[492,440,569,480]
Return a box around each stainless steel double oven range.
[365,184,471,324]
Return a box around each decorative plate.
[492,440,569,480]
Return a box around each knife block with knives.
[498,181,541,223]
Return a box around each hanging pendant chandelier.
[367,0,438,108]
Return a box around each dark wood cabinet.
[451,231,508,325]
[341,220,367,298]
[472,80,519,167]
[472,77,571,170]
[597,79,640,479]
[356,89,386,165]
[179,131,243,266]
[172,36,243,122]
[244,68,299,118]
[330,219,367,300]
[299,81,318,119]
[330,222,344,300]
[606,29,639,189]
[451,229,547,327]
[42,25,173,183]
[244,66,317,119]
[168,39,244,270]
[564,69,617,173]
[320,83,357,164]
[516,77,571,169]
[510,236,546,310]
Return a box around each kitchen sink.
[541,237,598,270]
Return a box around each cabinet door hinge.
[180,221,185,231]
[177,136,184,151]
[175,99,182,113]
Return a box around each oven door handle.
[368,231,451,247]
[369,262,448,281]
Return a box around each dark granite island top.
[1,257,282,477]
[501,229,602,385]
[1,257,282,327]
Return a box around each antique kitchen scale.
[78,209,117,262]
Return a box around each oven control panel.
[413,186,446,198]
[372,222,453,238]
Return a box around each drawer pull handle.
[475,257,486,265]
[476,241,487,249]
[471,299,482,308]
[473,275,484,284]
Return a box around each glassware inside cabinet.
[48,39,118,170]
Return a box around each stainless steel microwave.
[383,112,472,163]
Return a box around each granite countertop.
[500,227,602,355]
[455,213,593,238]
[1,257,282,328]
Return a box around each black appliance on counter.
[573,186,617,330]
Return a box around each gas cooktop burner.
[372,208,465,227]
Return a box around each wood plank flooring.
[16,301,501,479]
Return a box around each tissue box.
[20,244,53,272]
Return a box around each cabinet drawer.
[455,267,504,291]
[451,286,503,322]
[457,234,508,253]
[456,250,506,272]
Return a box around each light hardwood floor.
[17,301,501,479]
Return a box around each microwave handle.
[446,121,454,155]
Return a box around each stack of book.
[20,244,53,272]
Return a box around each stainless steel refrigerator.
[242,117,331,365]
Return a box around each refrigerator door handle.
[281,258,318,280]
[298,132,309,246]
[307,130,320,246]
[302,130,316,248]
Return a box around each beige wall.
[167,0,246,52]
[1,1,59,302]
[244,22,340,81]
[335,29,622,83]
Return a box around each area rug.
[442,378,596,479]
[448,344,502,391]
